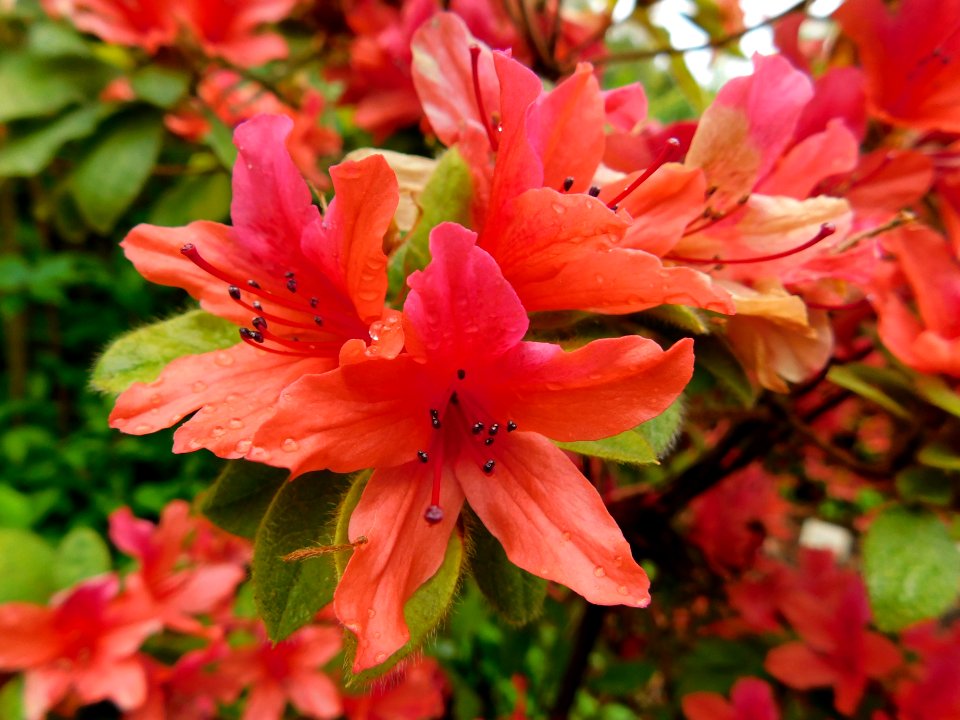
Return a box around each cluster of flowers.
[0,500,446,719]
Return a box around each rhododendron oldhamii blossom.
[682,677,780,720]
[110,114,402,463]
[0,575,159,720]
[263,223,694,670]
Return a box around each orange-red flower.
[682,677,779,720]
[263,223,694,670]
[110,114,402,463]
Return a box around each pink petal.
[24,668,72,720]
[286,671,342,718]
[504,336,693,441]
[404,223,528,364]
[335,463,464,672]
[758,119,860,199]
[108,507,155,562]
[242,681,288,720]
[730,678,780,720]
[458,433,650,606]
[74,656,148,710]
[617,163,707,256]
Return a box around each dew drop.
[617,585,629,596]
[249,446,271,461]
[613,555,624,567]
[367,608,376,619]
[211,426,226,438]
[134,423,153,433]
[225,393,240,403]
[373,632,382,639]
[561,531,571,541]
[228,418,244,429]
[374,652,387,664]
[214,352,234,367]
[192,381,207,393]
[168,414,182,424]
[282,438,300,452]
[235,439,252,454]
[188,438,203,450]
[551,202,566,215]
[366,345,380,356]
[149,393,162,404]
[594,566,606,578]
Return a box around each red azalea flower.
[176,0,297,67]
[894,622,960,720]
[0,575,159,720]
[343,656,447,719]
[42,0,177,53]
[682,677,780,720]
[110,114,402,463]
[765,576,901,716]
[109,501,247,636]
[262,223,694,670]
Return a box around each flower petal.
[765,642,837,689]
[459,433,649,606]
[286,671,342,719]
[0,604,60,668]
[681,692,736,720]
[504,336,694,441]
[335,464,464,672]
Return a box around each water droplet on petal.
[613,555,624,567]
[192,381,207,393]
[594,566,606,578]
[211,426,226,438]
[134,423,153,433]
[225,394,240,403]
[594,274,605,285]
[228,418,244,429]
[617,585,629,596]
[561,531,571,541]
[373,632,381,639]
[149,393,162,404]
[282,438,299,452]
[188,438,203,450]
[367,608,376,618]
[551,202,566,215]
[374,652,387,664]
[235,439,252,454]
[168,414,182,424]
[214,352,234,367]
[249,446,271,461]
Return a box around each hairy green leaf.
[201,461,289,539]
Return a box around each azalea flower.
[128,643,238,720]
[0,575,159,720]
[110,114,403,462]
[109,501,248,636]
[262,223,694,670]
[682,677,780,720]
[343,657,447,719]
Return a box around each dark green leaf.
[0,528,56,603]
[467,509,547,625]
[27,21,92,57]
[693,336,755,407]
[0,105,106,177]
[131,65,190,108]
[53,526,112,591]
[71,110,164,233]
[827,364,913,420]
[253,471,353,641]
[896,467,955,507]
[864,507,960,631]
[91,309,238,395]
[635,395,685,458]
[204,113,238,169]
[201,460,288,539]
[913,374,960,418]
[0,52,113,122]
[148,171,231,226]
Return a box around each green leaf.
[0,52,113,122]
[917,424,960,472]
[27,21,92,57]
[0,674,24,720]
[253,471,354,642]
[91,309,238,395]
[896,467,955,507]
[556,428,658,465]
[827,364,913,420]
[335,474,465,683]
[913,374,960,418]
[148,171,231,226]
[204,113,239,169]
[467,508,547,625]
[387,147,472,297]
[71,110,164,233]
[53,527,112,591]
[131,65,190,108]
[636,395,685,458]
[693,336,755,407]
[864,507,960,632]
[0,528,56,603]
[637,304,711,334]
[201,460,288,539]
[0,105,106,177]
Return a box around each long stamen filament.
[606,138,680,209]
[665,223,837,265]
[470,45,499,152]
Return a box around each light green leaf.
[467,509,546,625]
[639,304,711,334]
[387,147,472,297]
[91,309,238,395]
[864,507,960,632]
[914,374,960,418]
[71,110,164,233]
[131,66,190,108]
[827,364,913,420]
[0,52,113,122]
[204,113,238,169]
[918,427,960,472]
[201,461,288,539]
[0,105,106,177]
[253,471,354,642]
[0,528,56,603]
[27,21,92,57]
[148,172,231,226]
[53,527,112,591]
[0,674,24,720]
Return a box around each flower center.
[417,368,517,525]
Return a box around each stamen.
[562,177,574,192]
[450,392,459,405]
[228,285,241,300]
[247,280,260,289]
[484,437,494,446]
[469,45,499,151]
[239,327,264,343]
[418,450,429,463]
[588,186,601,197]
[252,316,267,331]
[430,408,442,429]
[666,223,837,265]
[457,369,466,380]
[472,422,484,434]
[483,459,495,474]
[606,137,680,209]
[282,535,367,561]
[310,297,319,308]
[507,421,517,432]
[488,423,499,435]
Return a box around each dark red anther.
[418,450,429,463]
[488,423,499,436]
[667,223,838,265]
[310,297,318,308]
[470,44,499,151]
[562,177,574,192]
[424,505,444,525]
[507,420,517,432]
[247,279,260,289]
[484,437,494,446]
[314,316,324,326]
[457,368,466,380]
[472,422,484,434]
[482,459,495,474]
[588,186,601,197]
[286,278,297,293]
[252,316,267,331]
[606,137,681,209]
[228,285,241,300]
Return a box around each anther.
[424,505,444,525]
[252,301,263,310]
[483,459,495,474]
[252,316,267,330]
[484,437,494,446]
[488,423,499,435]
[472,422,484,434]
[284,271,295,279]
[457,369,466,380]
[450,392,459,405]
[314,316,324,326]
[239,328,264,343]
[418,450,429,463]
[310,297,318,308]
[562,177,574,192]
[507,421,517,432]
[228,285,241,300]
[286,278,297,293]
[247,280,260,289]
[430,408,441,429]
[588,186,601,197]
